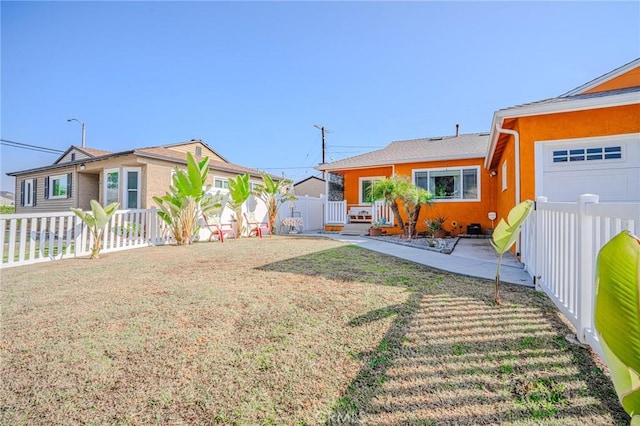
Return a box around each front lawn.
[0,236,628,425]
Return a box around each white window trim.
[502,161,508,192]
[358,176,383,204]
[412,166,481,202]
[122,167,141,209]
[24,179,34,207]
[49,174,68,199]
[214,176,230,190]
[104,168,120,205]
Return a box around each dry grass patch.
[0,236,628,425]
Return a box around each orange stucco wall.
[338,159,498,235]
[494,103,640,225]
[584,67,640,94]
[342,167,393,205]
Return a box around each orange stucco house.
[317,58,640,236]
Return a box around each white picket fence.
[0,208,174,269]
[521,194,640,359]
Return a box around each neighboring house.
[317,58,640,235]
[7,139,270,214]
[293,175,325,198]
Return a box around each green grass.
[0,236,629,425]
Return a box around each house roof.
[317,132,490,172]
[53,145,114,164]
[294,175,325,186]
[485,60,640,169]
[7,139,271,179]
[561,57,640,97]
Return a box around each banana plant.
[153,152,222,245]
[490,199,534,304]
[227,173,251,236]
[70,200,120,259]
[594,230,640,425]
[254,173,296,235]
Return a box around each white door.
[535,134,640,202]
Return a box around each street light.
[67,118,86,148]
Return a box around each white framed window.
[214,177,229,189]
[23,179,34,207]
[105,168,120,205]
[359,177,383,204]
[48,174,68,199]
[195,146,202,156]
[413,166,480,201]
[502,161,508,192]
[250,181,260,192]
[123,167,141,209]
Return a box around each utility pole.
[314,124,331,165]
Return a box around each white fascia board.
[484,91,640,169]
[318,154,484,173]
[561,58,640,97]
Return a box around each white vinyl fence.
[1,208,173,269]
[276,195,324,233]
[520,194,640,359]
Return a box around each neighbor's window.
[359,177,381,204]
[414,167,479,200]
[195,146,202,157]
[214,178,229,189]
[105,169,119,205]
[49,174,68,198]
[123,168,140,209]
[23,179,34,207]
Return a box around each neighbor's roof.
[7,139,271,179]
[294,175,325,186]
[317,132,490,172]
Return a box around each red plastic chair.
[243,213,271,238]
[202,214,236,243]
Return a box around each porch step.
[340,223,371,236]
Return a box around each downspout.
[494,122,522,254]
[494,122,521,207]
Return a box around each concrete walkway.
[315,233,534,287]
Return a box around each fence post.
[149,207,157,245]
[576,193,599,343]
[534,196,547,292]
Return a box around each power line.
[1,139,64,154]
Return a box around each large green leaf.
[490,200,534,254]
[594,230,640,422]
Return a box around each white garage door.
[536,133,640,202]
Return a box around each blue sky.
[2,1,639,192]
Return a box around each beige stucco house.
[7,139,268,213]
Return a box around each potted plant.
[425,216,447,239]
[369,219,383,236]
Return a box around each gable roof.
[561,57,640,97]
[485,59,640,169]
[294,175,325,186]
[53,145,114,164]
[7,139,271,179]
[317,132,490,172]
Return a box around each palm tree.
[400,185,433,239]
[368,175,411,232]
[369,175,432,238]
[254,173,297,234]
